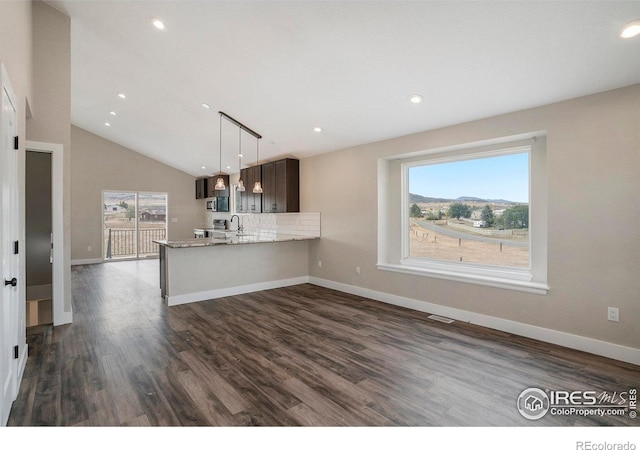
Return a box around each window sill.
[377,262,549,295]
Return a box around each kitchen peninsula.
[155,212,320,306]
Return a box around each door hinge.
[14,136,18,150]
[14,346,19,359]
[14,240,19,255]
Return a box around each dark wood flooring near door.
[8,261,639,426]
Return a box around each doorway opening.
[102,191,167,260]
[25,151,53,327]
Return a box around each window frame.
[377,133,549,295]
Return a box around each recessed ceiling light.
[226,165,231,170]
[313,127,323,133]
[201,166,206,170]
[202,103,211,109]
[109,111,117,116]
[409,94,423,104]
[238,153,244,158]
[620,19,640,39]
[118,93,126,99]
[152,18,166,30]
[104,122,111,127]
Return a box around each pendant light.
[236,126,245,192]
[214,113,226,190]
[217,111,262,194]
[252,137,263,194]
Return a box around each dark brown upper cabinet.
[239,166,262,213]
[261,158,299,213]
[195,178,207,199]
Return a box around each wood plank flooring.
[8,260,640,426]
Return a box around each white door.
[0,63,20,426]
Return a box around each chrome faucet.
[230,215,242,232]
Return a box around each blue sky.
[409,152,529,203]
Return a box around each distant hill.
[409,193,451,203]
[455,196,517,205]
[410,193,520,205]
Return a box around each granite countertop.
[154,232,319,249]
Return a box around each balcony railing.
[105,228,166,258]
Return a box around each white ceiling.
[47,1,640,177]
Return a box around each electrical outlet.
[607,307,619,322]
[87,246,91,252]
[355,266,361,276]
[171,218,178,223]
[317,260,322,268]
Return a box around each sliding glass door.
[103,191,167,260]
[137,193,168,257]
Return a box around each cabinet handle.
[4,278,17,287]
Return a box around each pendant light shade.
[253,138,263,194]
[214,177,226,190]
[215,113,226,190]
[237,125,245,192]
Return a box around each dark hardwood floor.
[8,261,639,426]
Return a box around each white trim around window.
[377,131,549,295]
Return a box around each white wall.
[26,1,72,314]
[71,126,202,261]
[302,85,640,355]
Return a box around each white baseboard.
[71,258,103,266]
[167,276,311,307]
[308,276,640,366]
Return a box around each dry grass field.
[410,221,529,268]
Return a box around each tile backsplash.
[240,212,320,237]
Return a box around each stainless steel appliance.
[206,197,229,212]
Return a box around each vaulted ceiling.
[47,1,640,176]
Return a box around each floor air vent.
[428,314,455,324]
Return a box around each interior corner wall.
[70,126,201,262]
[301,84,640,352]
[26,1,72,314]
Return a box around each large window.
[377,133,548,294]
[407,149,530,269]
